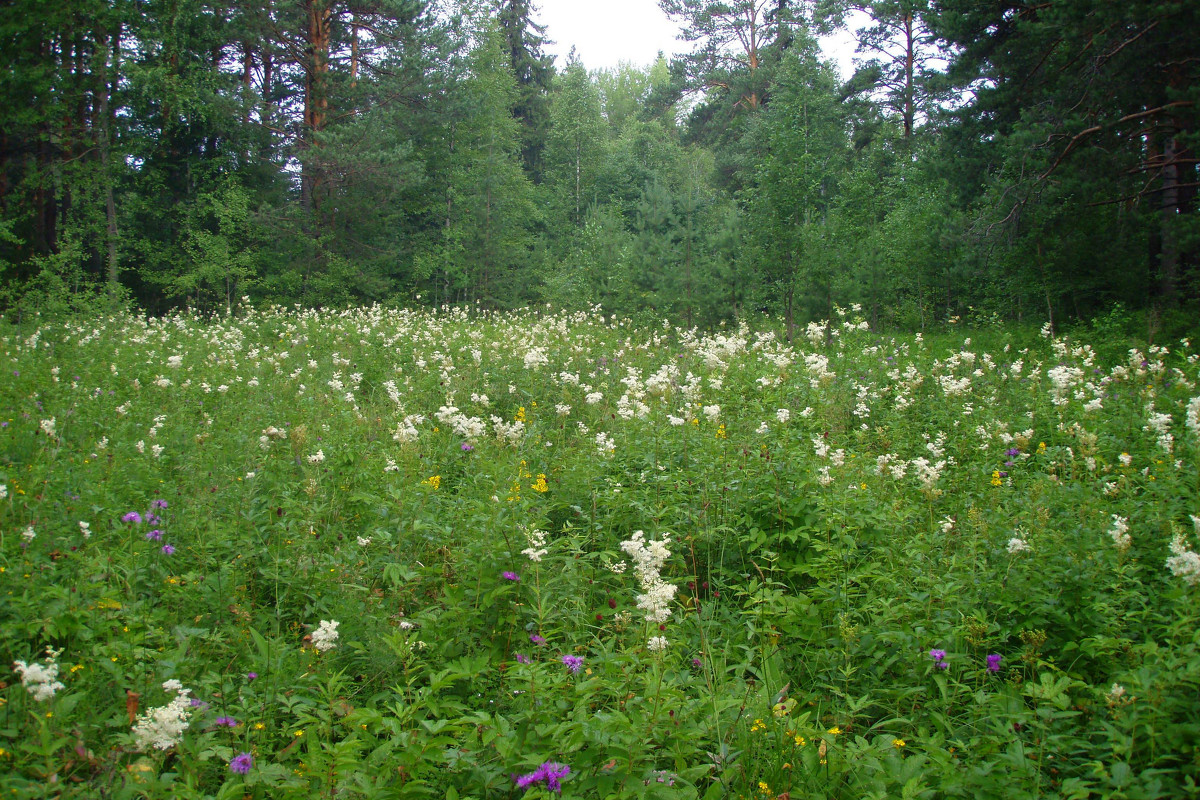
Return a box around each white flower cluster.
[1108,515,1131,553]
[435,405,486,440]
[490,416,526,444]
[521,526,548,562]
[620,530,676,626]
[1006,537,1031,554]
[13,647,65,701]
[132,680,193,751]
[392,414,425,444]
[0,483,7,499]
[312,619,340,652]
[596,432,615,456]
[1187,396,1200,435]
[1165,517,1200,586]
[646,635,669,652]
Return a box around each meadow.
[1,303,1198,799]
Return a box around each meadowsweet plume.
[311,619,340,652]
[13,647,65,701]
[620,530,677,632]
[132,681,194,751]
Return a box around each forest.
[1,0,1197,335]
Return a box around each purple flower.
[987,654,1002,673]
[516,653,530,664]
[502,571,520,582]
[692,658,702,669]
[461,442,474,452]
[561,655,584,674]
[145,529,163,541]
[122,511,142,523]
[161,544,176,555]
[247,672,258,681]
[214,716,238,728]
[514,761,570,793]
[151,499,169,509]
[929,649,946,662]
[229,752,254,774]
[146,513,161,525]
[530,634,546,646]
[1005,448,1020,457]
[190,698,209,709]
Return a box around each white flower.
[356,536,372,546]
[79,521,90,539]
[596,432,615,456]
[398,620,415,631]
[608,561,627,574]
[311,619,340,652]
[136,440,145,453]
[702,404,721,422]
[307,449,325,464]
[555,403,571,417]
[0,484,7,499]
[620,531,676,625]
[21,525,35,542]
[39,417,56,438]
[775,408,790,424]
[521,527,548,563]
[13,647,64,702]
[647,636,669,652]
[1166,532,1200,586]
[1119,453,1133,467]
[132,683,193,750]
[1108,515,1131,553]
[1007,537,1031,554]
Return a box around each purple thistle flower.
[987,654,1002,673]
[1005,448,1020,457]
[151,499,169,509]
[502,571,520,582]
[190,698,209,709]
[692,658,702,669]
[561,655,583,674]
[247,672,258,681]
[530,634,546,646]
[514,762,570,793]
[929,649,946,662]
[229,752,253,774]
[516,653,530,664]
[145,529,163,541]
[122,511,142,524]
[161,544,176,555]
[146,513,161,525]
[461,442,474,452]
[214,716,238,728]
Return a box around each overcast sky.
[533,0,862,78]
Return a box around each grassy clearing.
[1,305,1198,799]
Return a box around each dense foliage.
[1,1,1196,331]
[2,305,1199,798]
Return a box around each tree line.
[1,0,1196,333]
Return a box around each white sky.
[534,0,862,78]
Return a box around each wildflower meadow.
[1,304,1198,799]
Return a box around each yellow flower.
[991,470,1002,487]
[517,406,526,422]
[254,722,265,730]
[827,726,842,735]
[423,475,441,490]
[794,734,806,747]
[893,738,906,748]
[1038,441,1047,452]
[750,718,766,732]
[294,730,304,737]
[715,423,726,440]
[530,473,548,493]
